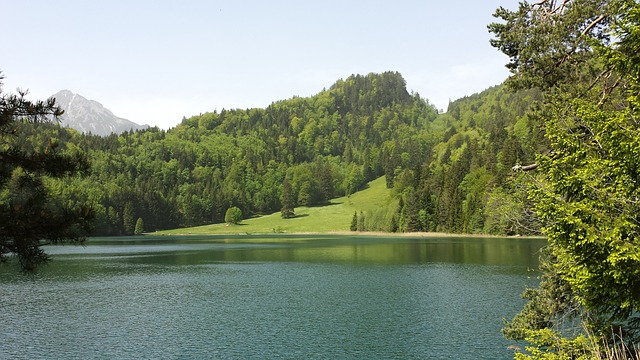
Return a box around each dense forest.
[13,71,543,236]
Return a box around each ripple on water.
[0,237,543,359]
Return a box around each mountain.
[51,90,148,136]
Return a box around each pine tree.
[357,211,365,232]
[392,197,403,233]
[403,187,421,232]
[280,178,295,219]
[123,202,136,235]
[316,160,333,204]
[350,211,358,231]
[0,72,94,271]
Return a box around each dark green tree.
[316,159,333,204]
[362,146,374,181]
[107,206,121,236]
[0,73,93,271]
[280,178,295,219]
[357,211,365,232]
[391,197,403,233]
[123,201,136,235]
[297,181,312,206]
[402,187,421,232]
[383,141,401,189]
[350,211,358,231]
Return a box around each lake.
[0,235,545,359]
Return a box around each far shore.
[146,178,548,240]
[148,230,546,240]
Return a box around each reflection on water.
[1,235,545,359]
[44,234,543,268]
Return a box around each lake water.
[0,235,545,359]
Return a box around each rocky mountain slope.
[52,90,148,136]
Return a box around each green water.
[0,235,544,359]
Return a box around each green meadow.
[156,177,396,235]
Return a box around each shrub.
[224,207,243,224]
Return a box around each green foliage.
[224,206,243,225]
[158,177,394,235]
[281,177,295,219]
[350,211,358,231]
[357,211,365,232]
[515,329,591,360]
[0,72,94,271]
[134,217,144,235]
[123,202,136,235]
[491,0,640,356]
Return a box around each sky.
[1,0,519,130]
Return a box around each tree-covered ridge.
[18,71,541,237]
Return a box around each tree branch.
[512,163,539,171]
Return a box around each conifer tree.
[280,178,295,219]
[350,211,358,231]
[391,197,403,233]
[403,187,421,232]
[357,211,365,232]
[123,202,136,235]
[0,72,94,271]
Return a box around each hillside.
[19,71,543,236]
[157,176,395,235]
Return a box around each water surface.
[0,235,544,359]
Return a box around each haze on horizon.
[1,0,519,129]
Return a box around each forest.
[10,71,545,237]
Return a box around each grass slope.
[157,176,396,235]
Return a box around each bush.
[224,207,243,224]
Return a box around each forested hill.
[25,71,543,235]
[178,71,434,165]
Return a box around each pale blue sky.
[1,0,519,129]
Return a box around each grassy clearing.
[156,176,396,235]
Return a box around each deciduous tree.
[491,0,640,356]
[224,206,243,225]
[134,217,144,235]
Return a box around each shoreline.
[151,230,546,240]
